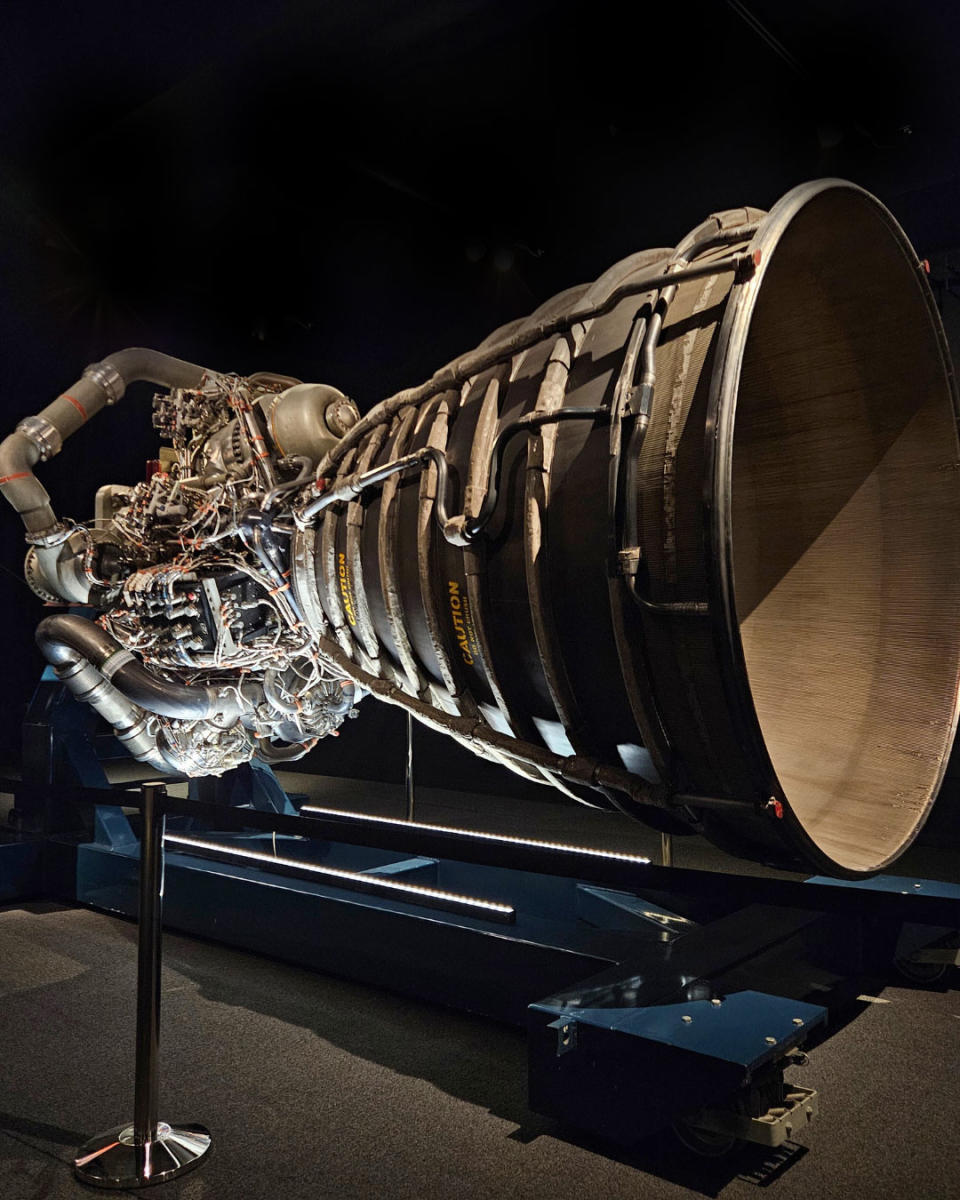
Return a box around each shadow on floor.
[150,919,818,1198]
[0,1113,87,1148]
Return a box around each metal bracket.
[685,1084,818,1149]
[548,1017,578,1057]
[624,384,653,418]
[617,547,643,574]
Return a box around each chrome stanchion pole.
[74,782,212,1188]
[660,831,674,868]
[405,710,416,823]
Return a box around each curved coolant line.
[329,680,357,716]
[263,668,302,718]
[0,348,216,540]
[35,614,233,722]
[296,409,607,541]
[34,635,169,773]
[104,348,210,391]
[256,737,318,763]
[263,455,312,510]
[312,251,756,481]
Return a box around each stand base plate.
[74,1121,211,1189]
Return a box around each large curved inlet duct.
[3,179,959,877]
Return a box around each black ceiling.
[0,0,957,756]
[0,0,959,647]
[1,0,958,396]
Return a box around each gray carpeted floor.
[1,770,959,1198]
[0,897,958,1200]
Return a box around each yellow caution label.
[448,580,477,667]
[338,552,357,627]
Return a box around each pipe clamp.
[24,521,72,547]
[16,415,62,461]
[84,361,125,405]
[101,649,137,679]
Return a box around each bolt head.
[764,1036,777,1045]
[681,1015,693,1024]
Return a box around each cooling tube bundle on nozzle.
[3,178,959,878]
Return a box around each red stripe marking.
[0,471,31,484]
[62,393,87,420]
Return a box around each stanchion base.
[74,1121,212,1189]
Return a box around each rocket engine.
[4,179,960,877]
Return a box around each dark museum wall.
[1,0,960,814]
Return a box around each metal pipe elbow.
[35,614,229,722]
[263,669,301,718]
[97,348,212,395]
[0,431,56,533]
[1,349,218,541]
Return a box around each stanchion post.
[405,710,416,822]
[74,782,212,1188]
[660,831,674,868]
[133,781,164,1148]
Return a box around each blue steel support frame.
[7,672,299,896]
[68,809,960,1145]
[10,673,960,1147]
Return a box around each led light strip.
[164,833,516,922]
[299,806,652,864]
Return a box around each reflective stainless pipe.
[36,614,237,724]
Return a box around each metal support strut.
[74,783,212,1189]
[405,710,416,822]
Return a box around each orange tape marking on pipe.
[62,393,88,420]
